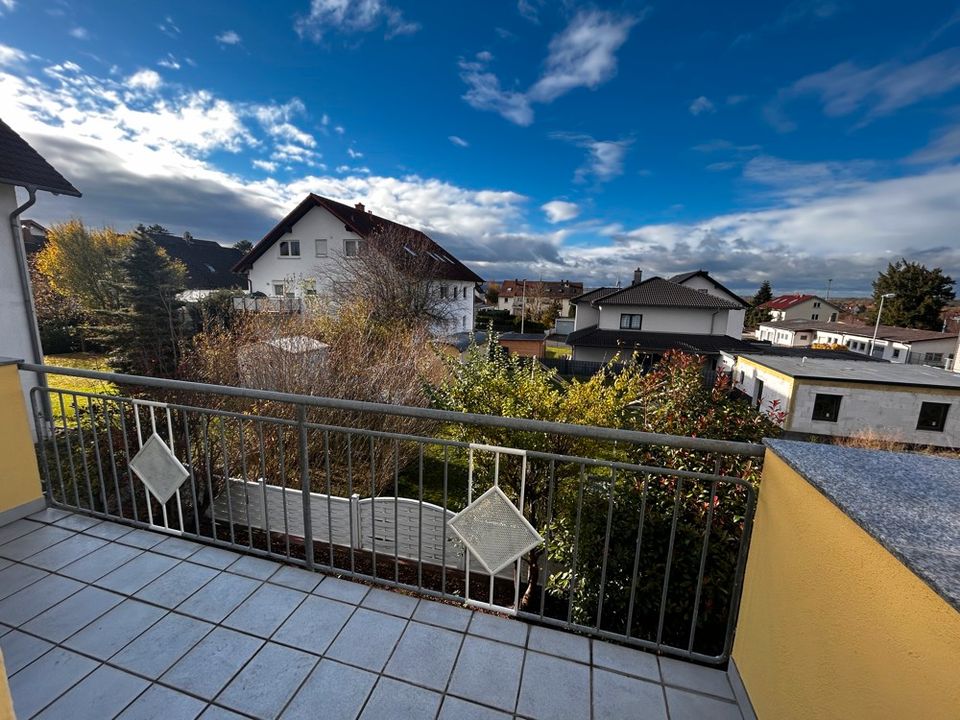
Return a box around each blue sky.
[2,0,960,293]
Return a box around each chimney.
[355,202,365,213]
[633,267,643,285]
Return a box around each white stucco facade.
[244,205,475,333]
[767,296,840,322]
[595,304,735,335]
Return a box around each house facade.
[233,194,482,333]
[496,279,583,318]
[761,294,841,322]
[757,319,957,366]
[733,354,960,448]
[568,270,753,364]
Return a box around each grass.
[43,353,117,420]
[545,345,572,359]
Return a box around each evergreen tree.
[867,260,955,330]
[745,280,773,328]
[106,233,188,376]
[233,239,253,254]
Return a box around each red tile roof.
[760,293,830,310]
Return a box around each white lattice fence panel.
[357,497,466,567]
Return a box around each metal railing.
[21,361,762,665]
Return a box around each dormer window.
[279,240,300,257]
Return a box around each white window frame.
[344,239,361,257]
[272,282,285,297]
[279,239,301,258]
[315,239,328,257]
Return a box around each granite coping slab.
[765,438,960,612]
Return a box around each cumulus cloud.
[157,54,181,70]
[126,69,163,91]
[689,96,715,115]
[295,0,420,41]
[542,200,580,223]
[551,133,632,183]
[460,10,638,125]
[252,159,278,173]
[0,43,26,66]
[216,30,242,46]
[448,135,469,147]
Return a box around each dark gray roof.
[758,319,956,344]
[587,277,743,309]
[742,354,960,389]
[0,118,80,196]
[566,325,757,355]
[668,270,749,305]
[570,287,619,305]
[499,332,547,341]
[744,343,885,361]
[149,232,244,290]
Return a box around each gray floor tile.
[664,687,743,720]
[280,659,377,720]
[227,554,281,580]
[22,585,123,643]
[0,573,85,626]
[118,528,167,549]
[8,647,98,720]
[325,608,408,672]
[0,562,48,600]
[412,600,472,631]
[467,612,529,646]
[592,639,660,681]
[83,520,134,540]
[54,513,103,531]
[95,551,180,594]
[0,519,45,545]
[35,664,150,720]
[438,697,512,720]
[23,533,108,571]
[0,558,10,572]
[152,536,202,559]
[516,651,591,720]
[448,635,524,712]
[385,622,463,691]
[272,595,354,656]
[59,542,142,582]
[222,583,306,638]
[161,627,264,700]
[28,508,72,524]
[361,587,419,617]
[111,612,213,678]
[0,524,75,560]
[134,561,219,608]
[216,642,317,720]
[269,565,321,593]
[0,629,54,675]
[593,668,667,720]
[659,656,735,700]
[527,624,590,664]
[201,705,254,719]
[359,677,441,720]
[177,571,261,623]
[117,684,207,720]
[64,599,167,660]
[188,545,242,569]
[313,576,368,604]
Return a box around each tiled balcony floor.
[0,509,747,719]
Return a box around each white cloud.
[216,30,242,46]
[907,120,960,165]
[295,0,420,41]
[689,96,715,115]
[448,135,469,147]
[252,159,278,173]
[127,69,163,91]
[335,125,345,134]
[552,132,632,183]
[475,50,493,63]
[157,54,181,70]
[542,200,580,223]
[742,155,876,201]
[347,147,363,158]
[158,16,181,37]
[461,10,639,125]
[0,43,26,66]
[770,49,960,130]
[0,0,15,14]
[69,27,89,40]
[517,0,543,23]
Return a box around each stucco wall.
[596,305,730,334]
[573,303,600,331]
[732,450,960,720]
[776,297,839,322]
[0,362,43,517]
[734,359,794,418]
[246,205,475,332]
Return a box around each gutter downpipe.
[8,185,51,433]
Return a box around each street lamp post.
[869,293,895,358]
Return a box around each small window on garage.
[917,402,949,432]
[812,393,842,422]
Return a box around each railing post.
[297,405,314,570]
[350,493,361,549]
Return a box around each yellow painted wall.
[0,363,42,513]
[0,651,15,720]
[732,450,960,720]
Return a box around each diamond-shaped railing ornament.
[129,433,189,504]
[447,485,543,575]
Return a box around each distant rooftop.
[761,293,837,310]
[758,318,956,344]
[498,279,583,299]
[741,354,960,389]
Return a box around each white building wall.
[789,382,959,447]
[596,305,729,334]
[775,297,840,322]
[0,183,41,429]
[725,308,746,338]
[246,206,474,332]
[733,361,792,419]
[573,303,600,331]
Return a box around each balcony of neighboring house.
[0,358,957,719]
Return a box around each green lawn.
[545,345,572,359]
[43,353,117,420]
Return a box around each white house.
[496,279,583,318]
[567,269,754,365]
[760,294,840,322]
[0,118,81,427]
[757,319,957,366]
[733,354,960,448]
[233,194,482,333]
